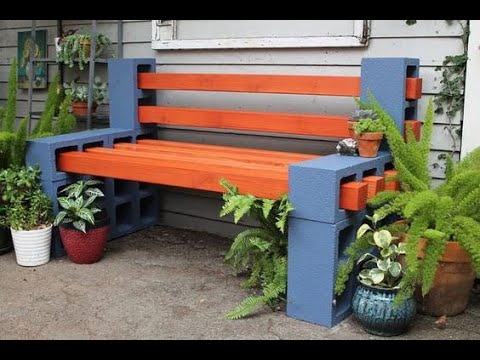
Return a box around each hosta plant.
[54,179,105,233]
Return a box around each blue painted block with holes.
[289,152,392,224]
[286,211,366,327]
[108,58,156,130]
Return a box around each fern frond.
[12,117,27,167]
[224,295,266,320]
[2,58,17,133]
[451,216,480,273]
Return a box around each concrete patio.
[0,225,479,340]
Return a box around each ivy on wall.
[406,20,470,173]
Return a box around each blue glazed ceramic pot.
[352,283,416,337]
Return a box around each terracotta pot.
[59,213,110,264]
[347,121,356,139]
[357,132,384,158]
[415,239,475,316]
[72,102,96,117]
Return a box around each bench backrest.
[108,58,422,142]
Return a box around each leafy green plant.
[54,179,105,233]
[335,216,408,295]
[57,33,113,71]
[0,166,52,230]
[349,109,378,122]
[219,179,294,320]
[353,117,385,135]
[63,77,107,105]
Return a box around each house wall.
[0,20,466,237]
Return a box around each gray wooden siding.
[0,20,465,237]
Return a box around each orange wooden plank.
[384,170,400,191]
[404,120,422,141]
[137,139,320,162]
[138,73,422,100]
[138,106,350,138]
[138,73,361,96]
[114,143,317,166]
[405,78,422,100]
[339,182,368,211]
[87,147,290,171]
[362,176,385,199]
[58,151,289,199]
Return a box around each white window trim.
[151,20,370,50]
[461,20,480,158]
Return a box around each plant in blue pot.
[335,214,416,337]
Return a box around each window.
[151,20,370,50]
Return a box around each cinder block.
[108,58,156,130]
[289,152,392,224]
[286,211,366,328]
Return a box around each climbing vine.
[406,20,469,161]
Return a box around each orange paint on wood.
[339,182,368,211]
[362,176,385,199]
[138,106,350,138]
[87,147,290,172]
[138,73,361,96]
[384,170,400,191]
[404,120,422,141]
[405,78,423,100]
[137,139,319,162]
[114,143,317,166]
[58,151,288,199]
[138,73,422,101]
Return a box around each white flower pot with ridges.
[11,224,52,267]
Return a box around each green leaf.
[380,246,394,258]
[58,197,71,210]
[359,269,371,279]
[397,242,407,254]
[85,179,103,186]
[357,223,372,239]
[370,268,385,284]
[249,237,271,252]
[360,278,373,286]
[389,262,402,277]
[73,220,86,233]
[74,196,84,210]
[373,230,392,249]
[85,188,104,198]
[377,258,391,271]
[262,199,275,219]
[53,211,67,226]
[357,252,376,265]
[77,208,95,225]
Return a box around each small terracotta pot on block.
[357,132,384,158]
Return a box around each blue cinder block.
[108,58,156,130]
[289,152,392,224]
[286,211,366,328]
[361,58,420,137]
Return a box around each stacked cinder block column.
[26,58,159,257]
[286,58,420,327]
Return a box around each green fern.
[12,117,27,167]
[220,178,293,319]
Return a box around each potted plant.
[364,97,480,316]
[57,32,112,71]
[353,116,385,158]
[336,214,416,336]
[348,109,378,139]
[0,166,53,267]
[54,179,110,264]
[63,77,107,117]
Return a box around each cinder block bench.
[27,57,422,328]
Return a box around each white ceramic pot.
[11,224,52,267]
